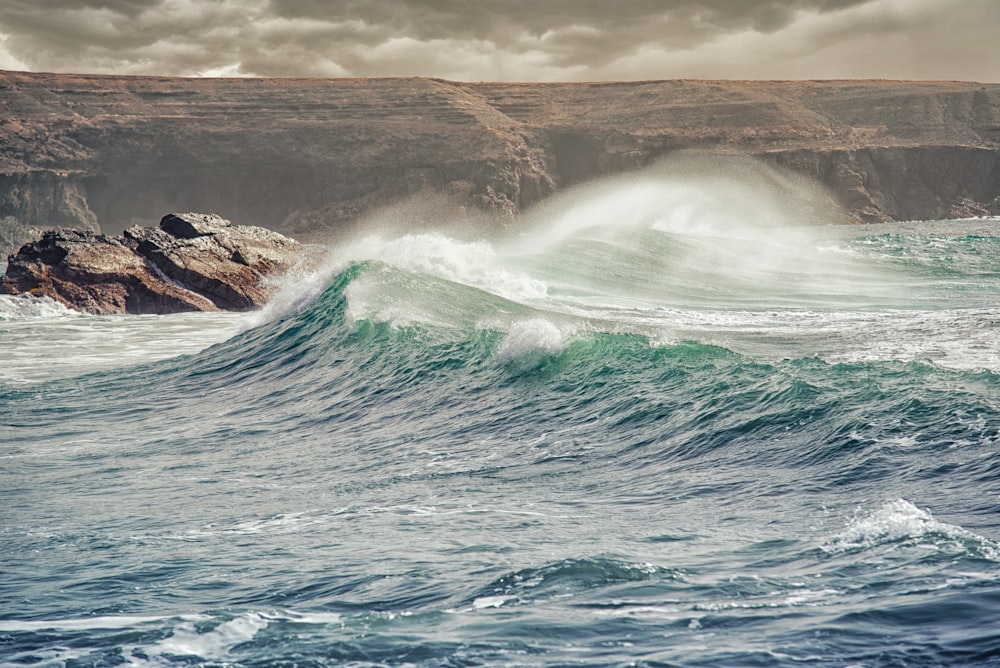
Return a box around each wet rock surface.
[1,213,310,314]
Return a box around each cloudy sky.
[0,0,996,82]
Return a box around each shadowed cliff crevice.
[551,134,601,186]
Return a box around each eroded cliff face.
[1,73,998,256]
[764,146,1000,222]
[0,171,100,255]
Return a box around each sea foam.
[822,499,1000,560]
[0,293,75,320]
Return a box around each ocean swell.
[3,159,1000,667]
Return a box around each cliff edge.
[1,72,999,256]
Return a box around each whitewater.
[2,158,1000,666]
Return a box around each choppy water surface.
[3,161,1000,666]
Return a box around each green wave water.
[2,159,1000,666]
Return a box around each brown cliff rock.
[0,73,999,256]
[1,213,310,314]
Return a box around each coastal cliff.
[1,71,999,255]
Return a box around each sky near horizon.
[0,0,996,82]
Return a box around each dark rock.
[1,213,311,314]
[159,212,230,238]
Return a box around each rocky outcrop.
[1,212,310,314]
[0,73,999,255]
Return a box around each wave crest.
[822,499,1000,560]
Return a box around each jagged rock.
[1,213,311,314]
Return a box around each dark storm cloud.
[268,0,870,38]
[265,0,873,62]
[0,0,996,81]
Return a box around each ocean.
[2,162,1000,666]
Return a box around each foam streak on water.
[0,297,247,385]
[3,157,1000,666]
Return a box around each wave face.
[3,158,1000,666]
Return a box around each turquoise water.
[2,164,1000,666]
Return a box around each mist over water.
[503,155,898,309]
[256,154,988,372]
[3,155,1000,666]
